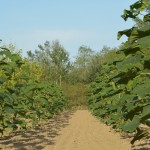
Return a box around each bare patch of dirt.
[0,111,74,150]
[0,110,149,150]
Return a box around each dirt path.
[44,110,131,150]
[0,110,149,150]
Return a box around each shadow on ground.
[131,137,150,150]
[0,110,75,150]
[121,134,150,150]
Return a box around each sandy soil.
[0,110,149,150]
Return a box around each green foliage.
[72,45,94,83]
[62,82,88,107]
[0,46,67,135]
[88,0,150,144]
[70,45,114,84]
[27,40,71,84]
[121,0,150,21]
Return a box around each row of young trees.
[0,42,68,135]
[88,0,150,144]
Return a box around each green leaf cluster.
[0,47,67,135]
[88,1,150,144]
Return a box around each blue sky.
[0,0,137,59]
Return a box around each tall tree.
[73,45,94,83]
[75,45,94,68]
[27,40,71,84]
[50,40,70,84]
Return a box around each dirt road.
[44,110,131,150]
[0,110,149,150]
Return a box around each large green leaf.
[122,116,140,132]
[141,105,150,118]
[118,28,132,40]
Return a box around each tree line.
[25,39,119,107]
